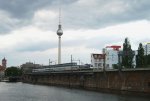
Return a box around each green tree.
[136,43,145,67]
[112,64,119,69]
[122,38,134,68]
[146,55,150,66]
[5,67,22,77]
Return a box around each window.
[95,63,97,67]
[98,63,101,67]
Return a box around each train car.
[32,62,91,73]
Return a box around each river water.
[0,82,149,101]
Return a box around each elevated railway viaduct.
[23,68,150,95]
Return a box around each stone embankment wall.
[23,69,150,94]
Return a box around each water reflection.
[0,82,149,101]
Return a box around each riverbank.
[23,81,150,97]
[23,68,150,97]
[0,77,21,82]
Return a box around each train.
[32,63,91,73]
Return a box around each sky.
[0,0,150,67]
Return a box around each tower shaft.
[58,36,61,64]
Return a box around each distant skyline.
[0,0,150,67]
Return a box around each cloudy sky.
[0,0,150,67]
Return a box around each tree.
[122,38,134,68]
[113,64,119,69]
[136,43,145,67]
[145,55,150,66]
[5,67,22,77]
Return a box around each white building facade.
[91,54,104,68]
[133,50,137,68]
[143,43,150,55]
[103,48,119,69]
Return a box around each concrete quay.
[23,68,150,96]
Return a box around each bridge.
[23,68,150,95]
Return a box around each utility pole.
[49,59,51,66]
[71,55,73,63]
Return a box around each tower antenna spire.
[59,6,61,25]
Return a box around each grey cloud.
[63,39,86,47]
[14,41,57,52]
[15,39,85,52]
[11,38,87,52]
[86,36,123,50]
[63,0,150,29]
[1,0,150,34]
[0,0,76,19]
[0,11,21,34]
[0,0,76,34]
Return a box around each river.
[0,82,149,101]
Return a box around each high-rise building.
[57,8,63,64]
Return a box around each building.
[143,43,150,55]
[91,53,105,68]
[0,58,7,79]
[103,46,121,69]
[91,46,121,69]
[21,62,41,74]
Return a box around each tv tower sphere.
[57,25,63,36]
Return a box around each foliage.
[136,43,145,67]
[122,38,134,68]
[145,55,150,66]
[112,64,119,69]
[5,67,22,77]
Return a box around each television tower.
[57,8,63,64]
